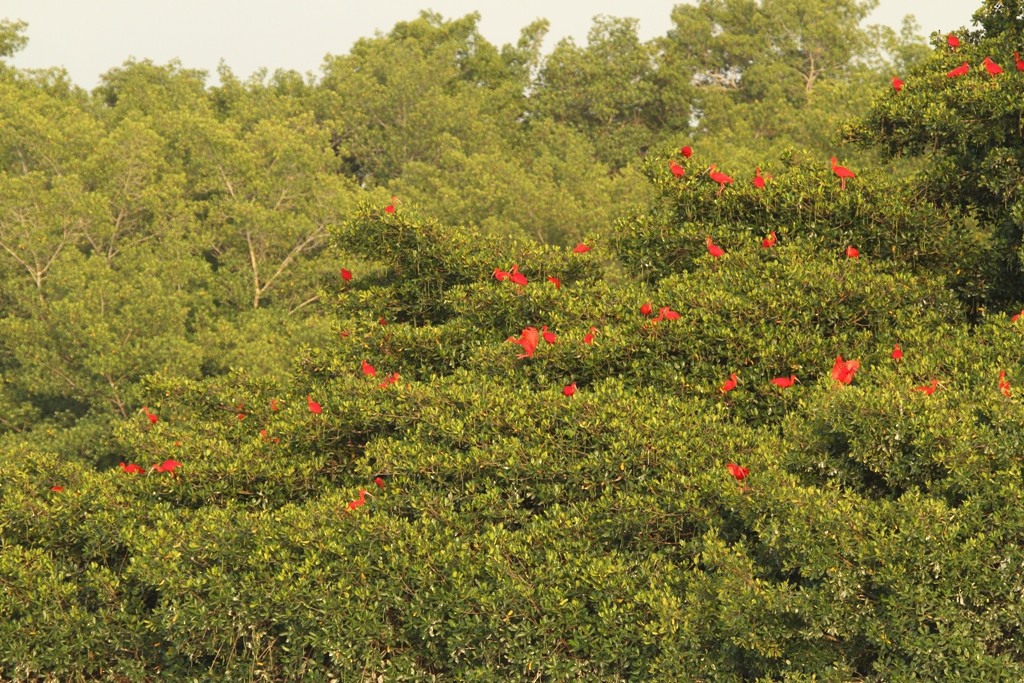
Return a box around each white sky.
[4,1,978,89]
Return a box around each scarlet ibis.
[762,231,777,248]
[830,157,856,190]
[119,462,144,475]
[706,236,725,258]
[307,394,322,414]
[653,306,680,322]
[1016,52,1024,71]
[727,462,749,481]
[681,145,693,158]
[831,355,860,385]
[947,62,969,78]
[1013,310,1024,322]
[670,161,685,178]
[983,56,1003,76]
[914,379,938,396]
[947,34,960,50]
[541,325,557,345]
[720,373,739,393]
[547,275,562,289]
[509,264,528,286]
[152,459,182,474]
[999,370,1012,398]
[708,164,734,196]
[361,360,376,377]
[493,267,510,281]
[378,372,400,389]
[771,375,797,388]
[846,246,860,259]
[374,476,386,489]
[384,196,397,214]
[573,243,591,254]
[563,382,577,397]
[891,344,903,360]
[508,327,539,358]
[891,77,904,92]
[347,489,368,511]
[583,327,597,345]
[142,407,158,424]
[640,302,653,316]
[340,268,352,281]
[50,485,64,493]
[753,167,767,189]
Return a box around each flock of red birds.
[48,35,1022,494]
[891,33,1024,90]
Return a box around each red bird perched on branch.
[384,196,397,214]
[762,231,777,248]
[846,246,860,259]
[583,327,597,345]
[706,236,725,259]
[508,327,540,358]
[727,462,749,481]
[546,275,561,289]
[142,406,158,424]
[708,164,734,196]
[1015,52,1024,71]
[831,355,860,385]
[152,459,182,474]
[947,34,960,50]
[891,344,903,361]
[378,372,400,389]
[914,379,939,396]
[508,264,528,287]
[541,325,557,345]
[572,243,591,254]
[983,56,1003,76]
[493,267,510,281]
[640,302,653,316]
[347,489,368,511]
[119,462,144,475]
[999,370,1012,398]
[891,77,904,92]
[771,375,797,388]
[307,394,322,414]
[753,166,769,189]
[720,373,739,393]
[361,360,376,378]
[669,160,686,178]
[681,145,693,158]
[340,268,352,282]
[563,382,577,397]
[652,306,681,324]
[830,157,856,190]
[947,62,969,78]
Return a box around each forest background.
[3,0,1024,679]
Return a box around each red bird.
[983,56,1003,76]
[652,306,681,323]
[541,325,557,345]
[494,267,510,281]
[270,398,279,411]
[891,344,903,360]
[347,489,368,511]
[830,157,856,190]
[706,236,725,259]
[50,485,64,493]
[508,327,540,358]
[120,461,144,475]
[640,302,653,316]
[727,462,749,481]
[547,275,562,289]
[340,268,352,282]
[374,476,386,489]
[708,164,734,196]
[753,166,768,189]
[142,407,158,424]
[762,231,777,248]
[361,360,377,378]
[831,355,860,385]
[384,196,397,214]
[846,246,860,259]
[583,327,597,345]
[914,379,939,396]
[152,459,182,474]
[563,382,577,397]
[947,62,969,78]
[307,394,322,414]
[999,370,1012,398]
[720,373,739,393]
[1015,52,1024,71]
[669,161,686,178]
[891,77,904,92]
[378,372,400,389]
[1013,310,1024,322]
[509,264,528,287]
[947,34,960,50]
[573,243,591,254]
[681,145,693,158]
[771,375,797,388]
